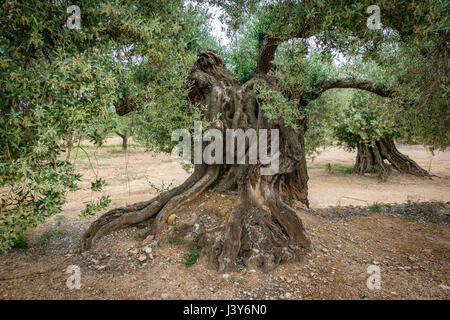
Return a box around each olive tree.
[82,0,448,273]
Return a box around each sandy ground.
[308,145,450,208]
[63,138,450,213]
[0,138,448,299]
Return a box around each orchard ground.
[0,137,449,299]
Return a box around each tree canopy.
[0,0,215,250]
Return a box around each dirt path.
[1,140,448,299]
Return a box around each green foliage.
[257,84,304,130]
[380,43,449,150]
[0,159,81,251]
[325,164,352,175]
[90,179,107,192]
[56,215,65,226]
[79,177,110,218]
[185,243,199,267]
[107,149,127,154]
[257,44,336,139]
[334,90,398,150]
[333,47,447,152]
[338,166,353,174]
[220,0,449,153]
[370,203,382,213]
[79,195,111,219]
[223,20,259,83]
[274,45,339,156]
[52,228,64,236]
[11,232,28,249]
[148,179,175,194]
[0,1,209,250]
[38,233,52,251]
[129,228,138,239]
[276,44,337,100]
[72,235,81,245]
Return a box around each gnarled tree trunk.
[353,136,430,179]
[81,47,311,272]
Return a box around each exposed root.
[217,197,247,273]
[152,166,220,234]
[81,165,210,250]
[239,202,309,272]
[213,167,310,273]
[168,190,310,273]
[378,137,430,177]
[214,165,245,192]
[353,137,430,180]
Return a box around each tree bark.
[353,136,430,179]
[116,132,128,151]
